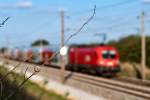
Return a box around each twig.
[0,62,21,81]
[65,5,96,44]
[1,54,34,82]
[11,72,18,85]
[0,17,10,27]
[24,67,29,80]
[4,66,40,100]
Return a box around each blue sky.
[0,0,150,48]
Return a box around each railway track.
[113,77,150,87]
[70,73,150,99]
[1,58,150,100]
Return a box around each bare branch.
[1,54,34,81]
[0,62,21,81]
[11,72,18,85]
[0,17,10,27]
[0,59,40,100]
[65,5,96,44]
[4,66,40,100]
[24,67,29,80]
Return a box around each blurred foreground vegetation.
[0,66,68,100]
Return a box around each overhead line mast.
[141,12,146,81]
[60,9,65,83]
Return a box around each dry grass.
[118,62,150,80]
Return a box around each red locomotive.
[61,44,120,75]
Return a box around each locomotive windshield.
[102,50,116,59]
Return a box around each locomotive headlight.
[60,46,68,56]
[107,62,113,66]
[99,61,104,65]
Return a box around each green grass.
[0,66,69,100]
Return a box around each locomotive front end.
[96,46,121,74]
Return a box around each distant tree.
[31,39,49,47]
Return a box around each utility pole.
[39,35,43,63]
[141,11,146,81]
[60,10,65,83]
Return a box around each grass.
[0,66,69,100]
[146,73,150,80]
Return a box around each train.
[4,47,54,65]
[2,44,121,76]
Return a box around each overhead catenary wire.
[69,0,137,15]
[69,14,139,33]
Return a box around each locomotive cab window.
[102,50,116,59]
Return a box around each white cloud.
[17,1,32,8]
[0,1,32,9]
[141,0,150,3]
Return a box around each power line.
[97,0,136,9]
[70,0,137,15]
[70,14,139,32]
